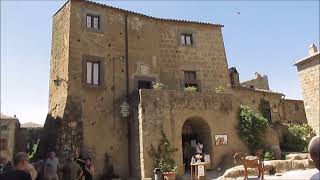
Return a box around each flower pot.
[163,172,176,180]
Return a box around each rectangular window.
[86,14,100,30]
[86,61,100,85]
[0,125,8,131]
[181,34,193,45]
[0,139,8,150]
[184,71,199,90]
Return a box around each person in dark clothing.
[4,161,13,173]
[83,158,95,180]
[1,152,32,180]
[74,150,84,168]
[61,154,82,180]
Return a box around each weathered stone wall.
[296,53,320,135]
[279,99,307,124]
[138,89,248,178]
[48,1,71,118]
[39,1,71,160]
[241,73,269,90]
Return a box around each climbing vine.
[239,105,269,152]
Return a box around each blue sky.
[1,1,319,124]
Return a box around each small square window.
[86,61,101,85]
[181,34,193,45]
[86,14,100,30]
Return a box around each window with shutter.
[86,15,92,28]
[180,34,193,45]
[86,14,100,30]
[86,61,100,85]
[184,71,199,90]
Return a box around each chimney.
[308,43,318,56]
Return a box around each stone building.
[295,44,320,135]
[241,72,269,90]
[16,122,43,159]
[0,113,20,161]
[41,0,307,178]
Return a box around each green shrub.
[149,130,178,173]
[239,105,269,152]
[286,124,314,152]
[263,151,275,161]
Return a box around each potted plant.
[153,82,165,90]
[215,85,225,93]
[149,130,178,180]
[184,86,197,92]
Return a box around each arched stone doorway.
[181,117,213,172]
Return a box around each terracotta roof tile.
[232,85,284,95]
[84,0,223,27]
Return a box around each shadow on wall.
[35,114,62,160]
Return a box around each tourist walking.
[83,157,95,180]
[0,152,32,180]
[61,154,83,180]
[44,152,60,180]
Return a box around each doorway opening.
[138,80,152,89]
[181,118,212,172]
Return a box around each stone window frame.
[81,8,105,33]
[183,70,201,91]
[133,75,156,92]
[177,29,197,47]
[82,55,105,88]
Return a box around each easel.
[190,162,206,180]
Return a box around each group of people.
[0,150,95,180]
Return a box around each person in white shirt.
[196,141,203,154]
[196,141,205,162]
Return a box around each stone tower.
[295,43,320,135]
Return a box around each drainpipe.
[124,13,132,177]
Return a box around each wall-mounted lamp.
[53,77,68,86]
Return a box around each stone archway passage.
[181,118,213,172]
